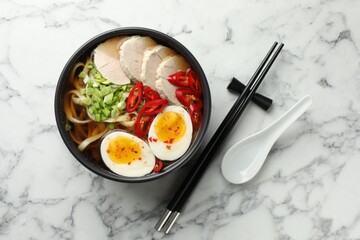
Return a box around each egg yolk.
[155,111,186,143]
[106,136,142,164]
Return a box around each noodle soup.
[62,33,206,178]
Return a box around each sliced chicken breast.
[93,36,130,85]
[155,55,190,105]
[120,36,157,81]
[141,45,175,89]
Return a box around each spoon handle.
[266,95,313,140]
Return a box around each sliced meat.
[140,45,175,89]
[93,36,130,85]
[120,36,157,82]
[155,55,190,105]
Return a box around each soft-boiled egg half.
[100,131,155,177]
[148,105,193,161]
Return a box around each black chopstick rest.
[227,77,273,111]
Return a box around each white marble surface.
[1,0,360,239]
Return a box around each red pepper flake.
[166,145,171,150]
[153,138,157,142]
[134,151,138,154]
[121,147,125,151]
[149,136,153,142]
[164,140,169,144]
[128,162,131,165]
[106,149,111,154]
[138,158,142,160]
[169,138,174,144]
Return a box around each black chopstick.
[165,42,278,209]
[155,42,284,234]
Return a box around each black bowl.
[54,27,211,183]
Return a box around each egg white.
[100,131,155,177]
[148,106,193,161]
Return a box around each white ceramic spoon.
[221,95,313,184]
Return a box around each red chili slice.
[144,87,160,102]
[134,110,155,138]
[141,99,168,115]
[167,71,189,87]
[126,82,143,113]
[175,88,203,108]
[189,103,203,129]
[187,69,202,96]
[152,159,163,173]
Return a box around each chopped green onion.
[101,114,107,121]
[78,72,86,78]
[94,102,100,109]
[85,86,94,96]
[86,62,94,69]
[87,81,93,87]
[109,123,115,129]
[111,108,119,118]
[88,106,95,115]
[104,93,114,104]
[117,101,126,110]
[92,94,101,103]
[95,77,105,83]
[77,61,134,122]
[101,86,111,96]
[117,92,123,100]
[102,108,111,117]
[112,96,119,103]
[99,100,105,108]
[80,97,92,106]
[90,68,97,75]
[65,123,72,131]
[94,89,102,97]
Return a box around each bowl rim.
[54,27,211,183]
